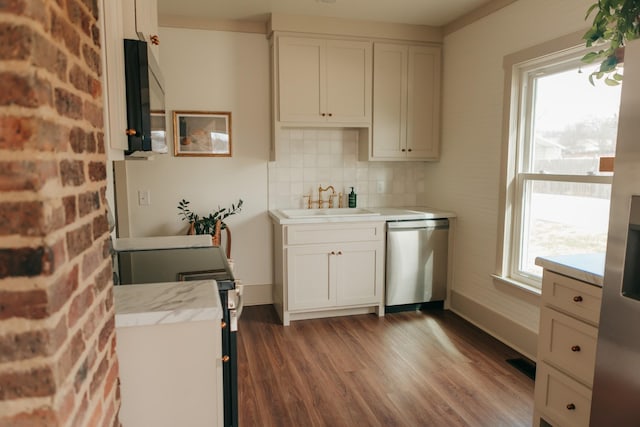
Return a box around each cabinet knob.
[222,355,230,363]
[221,321,227,329]
[566,403,576,410]
[337,251,342,255]
[330,251,336,255]
[571,345,581,352]
[408,148,412,152]
[401,148,406,152]
[150,35,160,45]
[328,113,333,117]
[573,295,583,302]
[321,113,326,117]
[125,128,137,136]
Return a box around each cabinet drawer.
[285,222,384,245]
[539,307,598,386]
[535,363,592,427]
[541,271,602,325]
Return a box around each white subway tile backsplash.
[303,153,317,168]
[317,140,331,154]
[268,128,427,209]
[330,140,342,154]
[290,168,303,182]
[317,153,331,168]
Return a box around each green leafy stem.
[177,198,243,235]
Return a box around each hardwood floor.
[237,306,534,427]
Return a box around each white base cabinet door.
[335,241,383,306]
[287,244,334,311]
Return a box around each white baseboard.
[239,283,273,306]
[449,290,538,361]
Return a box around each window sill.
[491,274,542,297]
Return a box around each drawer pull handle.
[566,403,576,410]
[571,345,581,352]
[573,295,583,302]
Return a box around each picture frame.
[173,111,232,157]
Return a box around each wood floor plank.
[238,306,534,426]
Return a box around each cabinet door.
[335,241,383,306]
[407,45,441,159]
[372,43,408,159]
[100,0,128,150]
[287,245,335,310]
[326,40,372,124]
[278,37,325,122]
[134,0,160,62]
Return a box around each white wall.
[120,28,272,290]
[425,0,594,358]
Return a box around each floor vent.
[506,358,536,380]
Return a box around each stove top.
[116,245,234,285]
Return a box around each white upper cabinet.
[133,0,160,62]
[371,43,441,161]
[100,0,128,150]
[276,36,372,125]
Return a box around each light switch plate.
[138,190,151,206]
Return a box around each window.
[498,41,622,289]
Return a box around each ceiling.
[157,0,495,28]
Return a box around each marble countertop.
[113,235,212,252]
[269,206,456,225]
[114,280,222,328]
[535,253,605,287]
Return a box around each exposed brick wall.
[0,1,120,426]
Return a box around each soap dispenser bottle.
[348,187,357,208]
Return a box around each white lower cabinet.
[534,270,602,427]
[274,221,385,325]
[117,320,223,427]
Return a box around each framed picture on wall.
[173,111,232,157]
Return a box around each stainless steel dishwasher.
[385,218,449,306]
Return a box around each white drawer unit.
[534,270,602,427]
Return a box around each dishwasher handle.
[387,219,449,230]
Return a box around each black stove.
[116,245,239,427]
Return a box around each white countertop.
[269,206,456,225]
[114,280,222,327]
[535,253,605,287]
[113,235,212,251]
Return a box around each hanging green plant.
[582,0,640,85]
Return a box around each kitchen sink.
[279,208,381,219]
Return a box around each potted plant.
[582,0,640,85]
[177,198,243,257]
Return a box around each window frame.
[495,31,616,292]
